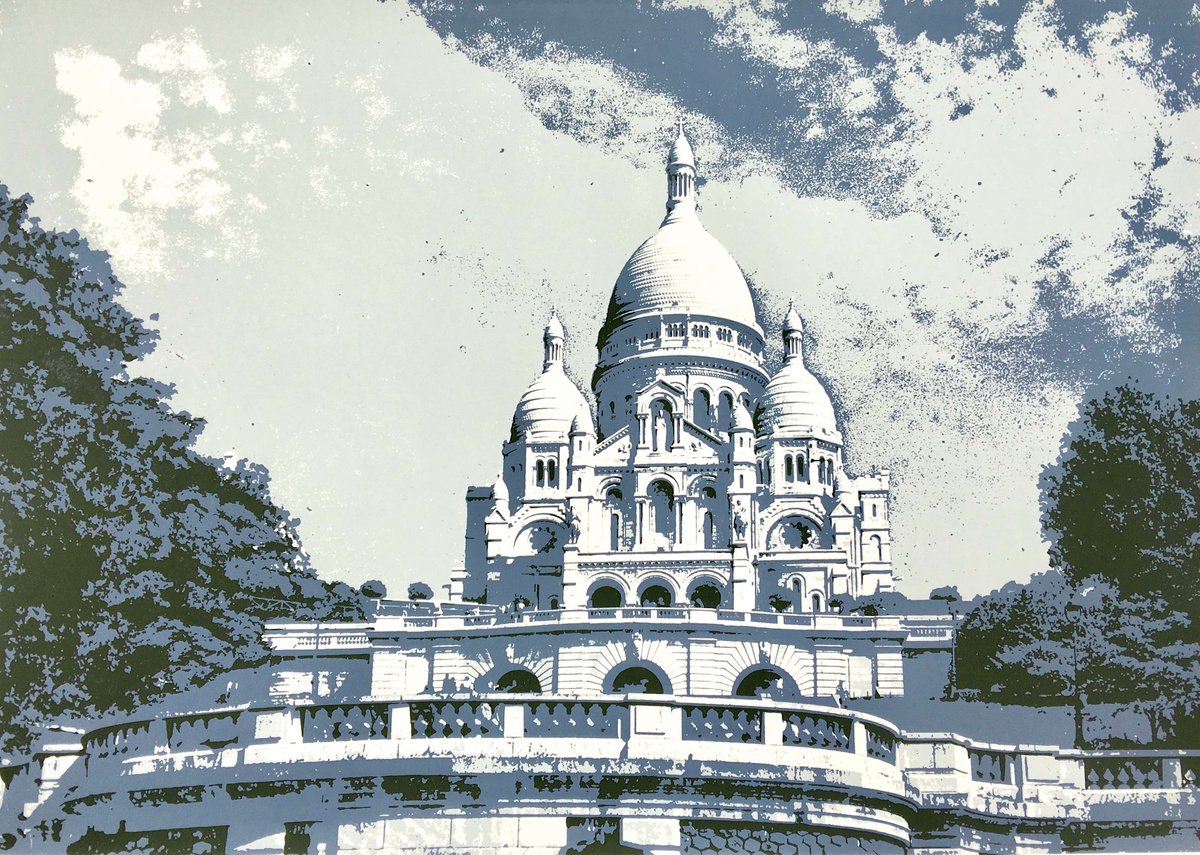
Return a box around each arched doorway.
[608,665,669,695]
[494,669,542,693]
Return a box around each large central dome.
[597,127,762,349]
[600,210,761,343]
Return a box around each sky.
[0,0,1196,599]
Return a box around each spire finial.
[783,301,804,361]
[543,309,565,371]
[665,121,697,215]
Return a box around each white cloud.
[54,46,252,281]
[135,29,232,114]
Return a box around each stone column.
[730,544,754,611]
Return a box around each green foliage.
[958,385,1200,742]
[360,579,387,599]
[929,585,961,602]
[407,581,434,600]
[955,571,1074,702]
[1043,385,1200,614]
[0,186,362,756]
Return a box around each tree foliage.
[0,186,362,756]
[1043,385,1200,613]
[957,385,1200,743]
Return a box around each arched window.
[717,392,734,430]
[791,578,801,593]
[547,458,557,485]
[639,579,673,607]
[689,583,722,609]
[610,512,621,551]
[535,459,545,486]
[872,504,878,518]
[693,388,712,430]
[702,511,716,549]
[797,455,805,479]
[784,456,794,482]
[735,668,797,700]
[811,592,823,613]
[494,669,542,693]
[549,597,560,610]
[608,666,667,695]
[869,534,883,562]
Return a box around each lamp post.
[945,603,960,701]
[1064,600,1085,749]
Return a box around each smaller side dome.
[758,311,840,440]
[511,313,591,443]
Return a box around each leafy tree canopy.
[407,581,434,600]
[0,186,362,756]
[1043,384,1200,614]
[957,385,1200,743]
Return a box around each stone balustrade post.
[503,703,526,739]
[1058,755,1086,789]
[762,711,783,746]
[1163,757,1183,788]
[388,703,411,741]
[626,702,682,746]
[851,719,868,757]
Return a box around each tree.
[1042,385,1200,615]
[360,579,387,599]
[0,186,362,756]
[929,585,961,602]
[955,571,1075,703]
[407,581,434,600]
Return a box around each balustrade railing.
[969,748,1011,784]
[865,724,897,764]
[300,704,389,741]
[167,712,241,752]
[524,702,626,739]
[781,711,851,752]
[1085,757,1164,790]
[410,701,502,739]
[682,705,763,743]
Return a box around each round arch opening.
[493,669,542,694]
[608,665,669,695]
[688,581,723,609]
[588,584,623,609]
[735,668,799,700]
[639,585,673,607]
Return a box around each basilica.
[4,129,1197,855]
[463,125,893,618]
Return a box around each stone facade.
[465,127,892,618]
